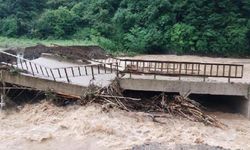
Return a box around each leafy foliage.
[168,23,198,54]
[0,17,18,37]
[0,0,249,56]
[36,7,78,38]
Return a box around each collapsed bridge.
[0,50,250,118]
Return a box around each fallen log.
[98,95,141,101]
[53,79,226,128]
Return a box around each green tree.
[0,16,18,37]
[0,0,46,36]
[0,0,250,56]
[36,7,78,38]
[167,23,198,54]
[72,0,121,36]
[124,26,163,53]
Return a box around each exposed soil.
[24,45,108,60]
[0,49,17,63]
[1,45,108,62]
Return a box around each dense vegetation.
[0,0,250,56]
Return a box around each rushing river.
[0,101,250,150]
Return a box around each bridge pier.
[0,94,6,110]
[0,81,6,110]
[247,86,250,119]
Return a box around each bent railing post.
[50,69,56,81]
[29,62,35,76]
[57,68,62,78]
[64,68,70,83]
[116,62,119,77]
[78,67,81,76]
[45,68,50,77]
[85,66,88,75]
[91,66,95,79]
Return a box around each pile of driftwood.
[80,79,226,128]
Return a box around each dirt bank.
[24,45,108,60]
[0,101,249,150]
[1,45,108,63]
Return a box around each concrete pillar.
[0,94,6,109]
[243,86,250,119]
[247,86,250,119]
[0,81,6,110]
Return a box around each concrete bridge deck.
[30,56,117,87]
[0,70,87,97]
[1,69,250,118]
[1,50,250,118]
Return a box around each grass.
[0,36,97,48]
[0,36,139,56]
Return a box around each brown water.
[0,101,250,150]
[1,54,250,149]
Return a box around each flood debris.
[165,95,226,128]
[80,79,139,111]
[1,78,225,128]
[77,79,226,128]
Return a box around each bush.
[0,0,250,57]
[123,26,163,53]
[36,7,78,38]
[225,25,249,55]
[168,23,198,54]
[96,36,124,54]
[0,17,18,37]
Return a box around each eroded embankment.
[0,44,108,63]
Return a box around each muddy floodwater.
[0,101,250,150]
[1,52,250,149]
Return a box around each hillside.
[0,0,249,56]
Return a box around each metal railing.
[0,51,119,83]
[92,57,123,68]
[120,59,244,82]
[51,62,118,82]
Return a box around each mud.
[0,49,17,63]
[2,45,108,62]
